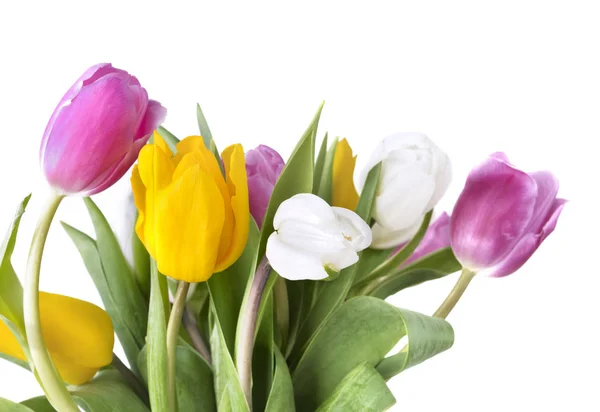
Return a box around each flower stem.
[166,281,190,412]
[273,277,289,352]
[433,268,476,319]
[112,353,149,406]
[24,192,79,412]
[235,257,271,409]
[182,307,212,364]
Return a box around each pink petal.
[527,171,560,233]
[450,155,538,271]
[402,212,451,266]
[135,100,167,141]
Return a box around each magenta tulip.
[40,63,166,196]
[401,212,451,267]
[245,144,285,227]
[450,152,566,277]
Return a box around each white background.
[1,1,598,411]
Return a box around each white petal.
[273,193,335,229]
[266,232,328,280]
[275,219,347,254]
[331,207,372,251]
[370,217,423,249]
[322,246,359,272]
[426,151,452,210]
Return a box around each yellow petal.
[135,143,175,258]
[154,130,173,157]
[332,138,359,210]
[173,135,206,165]
[214,144,250,272]
[154,165,226,282]
[0,320,26,362]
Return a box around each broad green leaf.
[352,211,433,290]
[315,363,395,412]
[156,125,180,153]
[292,296,453,410]
[265,348,295,412]
[131,218,150,298]
[257,103,324,261]
[283,279,304,358]
[138,344,216,412]
[62,221,146,371]
[316,136,339,204]
[70,370,150,412]
[0,397,35,411]
[365,247,461,299]
[0,194,30,331]
[351,248,392,286]
[20,397,55,411]
[210,302,249,412]
[252,295,274,411]
[146,259,168,411]
[289,163,381,367]
[208,220,260,354]
[312,132,329,194]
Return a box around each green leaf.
[351,210,433,293]
[0,397,35,411]
[145,259,169,411]
[131,216,150,298]
[20,397,55,412]
[265,348,295,412]
[315,363,395,412]
[316,136,339,204]
[156,126,180,153]
[365,247,462,299]
[196,103,214,149]
[288,163,381,368]
[208,220,260,354]
[292,296,453,410]
[257,103,324,261]
[62,220,147,371]
[0,194,30,331]
[210,302,250,412]
[70,370,150,412]
[138,344,216,412]
[252,295,274,411]
[312,132,329,194]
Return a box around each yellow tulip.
[131,133,250,282]
[332,138,359,210]
[0,292,114,385]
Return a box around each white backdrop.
[1,1,598,411]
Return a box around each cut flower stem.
[166,280,190,412]
[433,268,476,319]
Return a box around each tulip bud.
[40,63,166,196]
[0,292,114,385]
[450,153,566,277]
[332,138,359,210]
[357,133,452,249]
[266,193,372,281]
[400,212,451,267]
[245,145,285,227]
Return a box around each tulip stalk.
[433,268,476,319]
[236,257,272,408]
[166,281,190,412]
[182,307,212,364]
[24,192,79,412]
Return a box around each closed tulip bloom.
[245,145,285,227]
[0,292,114,385]
[266,193,372,281]
[332,138,359,210]
[357,133,452,249]
[132,133,249,282]
[401,212,451,267]
[40,63,166,196]
[450,153,566,277]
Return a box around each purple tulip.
[400,212,451,267]
[245,145,285,227]
[40,63,166,196]
[450,152,566,277]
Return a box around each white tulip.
[266,193,372,281]
[357,133,452,249]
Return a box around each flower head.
[332,138,359,210]
[245,145,285,227]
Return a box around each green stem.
[182,307,212,364]
[235,257,271,409]
[24,192,79,412]
[112,353,150,406]
[433,268,476,319]
[273,276,289,352]
[166,281,190,412]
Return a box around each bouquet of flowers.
[0,63,566,412]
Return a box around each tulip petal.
[154,165,225,282]
[527,171,560,233]
[402,212,451,266]
[214,144,250,272]
[450,156,538,270]
[135,100,167,141]
[266,232,329,280]
[370,219,423,249]
[331,206,373,251]
[332,139,359,210]
[274,193,337,228]
[0,320,26,361]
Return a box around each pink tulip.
[40,63,166,196]
[400,212,451,267]
[245,145,285,227]
[450,152,566,277]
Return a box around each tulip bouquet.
[0,64,566,412]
